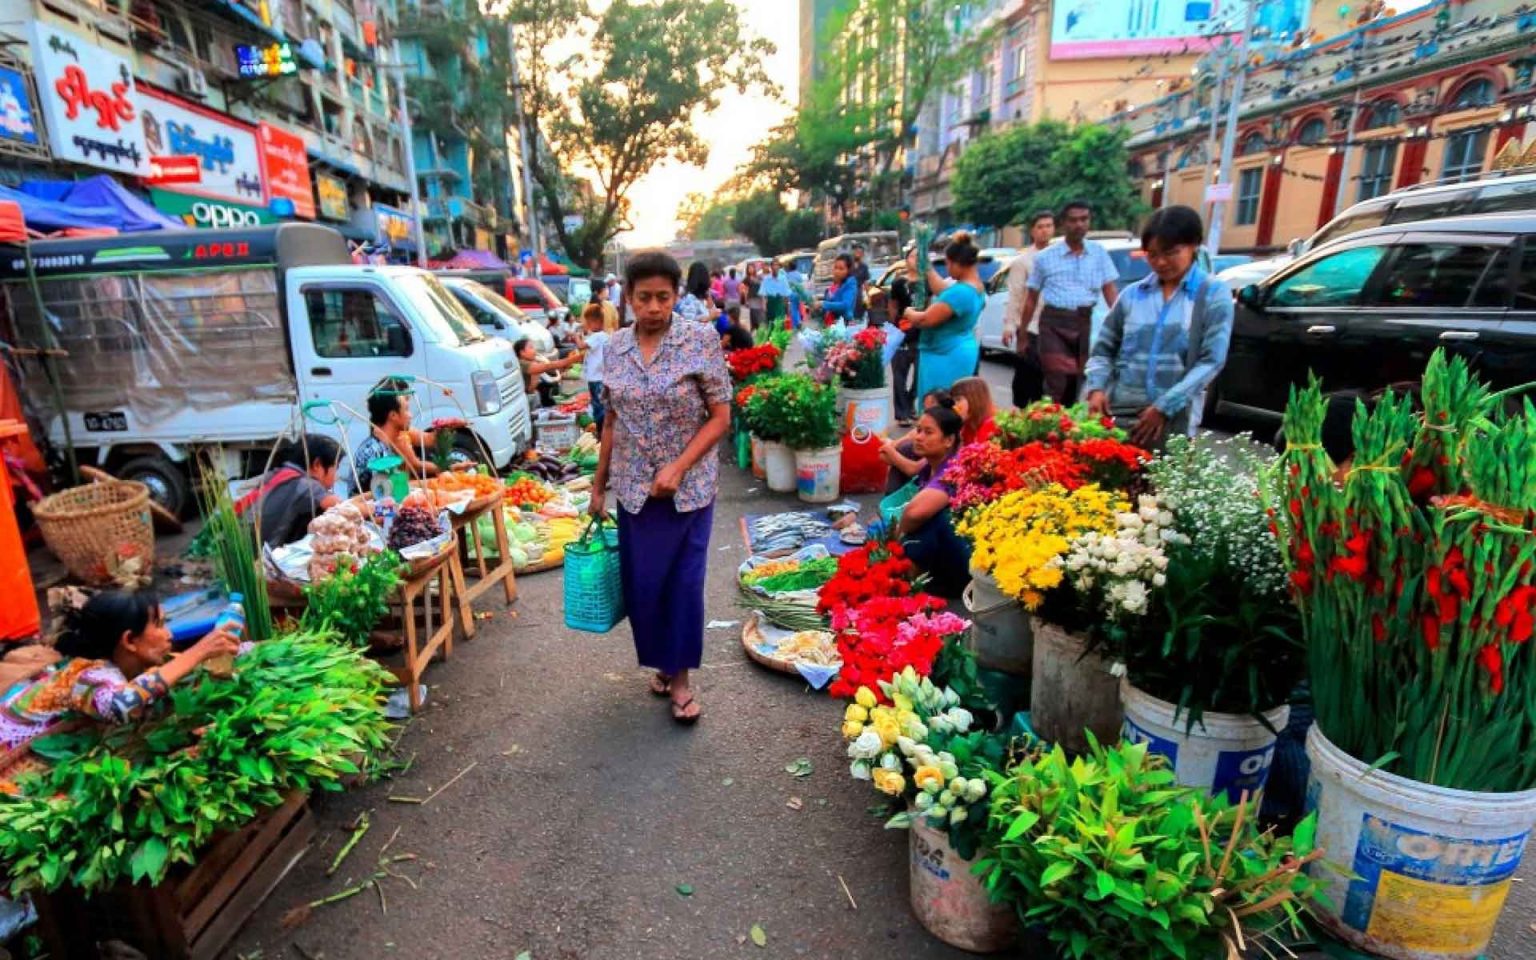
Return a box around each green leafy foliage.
[299,552,404,647]
[750,374,839,451]
[732,190,790,256]
[951,121,1070,229]
[978,737,1322,960]
[0,633,394,895]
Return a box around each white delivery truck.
[0,224,532,515]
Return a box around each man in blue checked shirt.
[1018,200,1120,402]
[1083,205,1233,450]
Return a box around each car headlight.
[472,369,501,416]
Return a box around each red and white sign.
[1204,183,1234,204]
[139,86,264,206]
[29,22,147,175]
[145,155,203,185]
[257,122,315,220]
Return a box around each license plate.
[84,411,128,432]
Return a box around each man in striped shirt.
[1018,200,1120,403]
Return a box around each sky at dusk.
[614,0,798,247]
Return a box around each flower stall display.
[959,484,1123,611]
[0,633,393,896]
[993,401,1126,450]
[815,539,921,618]
[942,438,1147,516]
[822,326,887,389]
[980,736,1321,960]
[1276,354,1536,959]
[826,594,947,700]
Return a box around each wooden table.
[446,491,518,633]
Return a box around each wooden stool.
[391,545,457,713]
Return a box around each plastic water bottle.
[373,497,398,538]
[206,593,245,678]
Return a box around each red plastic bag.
[840,427,886,494]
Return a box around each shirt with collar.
[601,320,732,514]
[1005,245,1050,335]
[1026,240,1119,310]
[1082,267,1233,423]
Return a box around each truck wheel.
[117,455,191,518]
[449,435,487,469]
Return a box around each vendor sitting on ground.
[353,376,472,493]
[894,405,972,599]
[880,388,951,494]
[0,591,241,750]
[237,434,346,548]
[720,305,755,353]
[515,338,580,408]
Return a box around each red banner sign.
[146,154,203,185]
[257,122,315,219]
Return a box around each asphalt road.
[224,362,1535,960]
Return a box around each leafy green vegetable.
[299,552,403,646]
[0,632,393,895]
[743,556,839,594]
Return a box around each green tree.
[676,192,739,241]
[504,0,775,268]
[769,209,823,254]
[1036,125,1148,232]
[951,120,1070,229]
[731,190,788,255]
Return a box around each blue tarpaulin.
[16,176,183,233]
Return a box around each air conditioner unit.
[176,65,209,99]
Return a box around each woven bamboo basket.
[33,481,155,585]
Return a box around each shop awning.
[6,177,183,232]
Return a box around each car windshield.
[400,273,486,346]
[1109,249,1152,287]
[460,282,532,325]
[529,279,561,307]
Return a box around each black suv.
[1212,212,1536,426]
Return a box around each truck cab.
[0,224,531,514]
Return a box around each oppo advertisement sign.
[149,189,276,228]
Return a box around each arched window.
[1361,99,1400,130]
[1447,77,1497,112]
[1239,132,1268,156]
[1295,116,1328,145]
[1174,144,1205,170]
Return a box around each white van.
[0,224,532,514]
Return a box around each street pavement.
[225,357,1535,960]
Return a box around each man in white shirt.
[1001,210,1056,407]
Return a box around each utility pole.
[507,20,542,265]
[392,40,429,267]
[1206,0,1253,255]
[1333,87,1363,218]
[1202,50,1227,226]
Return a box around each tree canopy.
[950,122,1147,232]
[502,0,776,267]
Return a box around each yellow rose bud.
[841,720,866,739]
[844,704,868,723]
[914,765,946,792]
[855,687,877,709]
[872,768,906,796]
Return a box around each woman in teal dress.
[902,232,985,401]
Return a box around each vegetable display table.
[390,540,458,713]
[33,790,314,960]
[447,489,518,623]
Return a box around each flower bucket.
[793,445,841,504]
[763,441,796,493]
[840,385,891,437]
[1120,681,1289,803]
[750,435,767,480]
[962,569,1032,678]
[910,815,1017,953]
[1028,617,1120,755]
[1304,724,1536,960]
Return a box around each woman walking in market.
[1083,204,1233,450]
[901,232,985,401]
[590,251,732,725]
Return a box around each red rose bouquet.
[727,343,782,382]
[828,594,949,699]
[816,539,920,620]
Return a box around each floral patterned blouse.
[602,320,731,515]
[0,658,171,749]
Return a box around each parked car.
[506,277,569,327]
[542,275,592,310]
[1218,255,1291,290]
[974,239,1213,353]
[1211,254,1253,274]
[438,276,556,355]
[977,247,1017,285]
[1211,212,1536,430]
[777,249,816,276]
[1306,170,1536,256]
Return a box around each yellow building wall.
[1272,145,1332,244]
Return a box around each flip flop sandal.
[649,673,673,697]
[670,695,701,725]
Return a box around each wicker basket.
[33,481,155,586]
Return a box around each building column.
[1317,148,1345,229]
[1494,121,1527,152]
[1397,127,1430,189]
[1256,154,1285,249]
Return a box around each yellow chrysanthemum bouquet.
[958,484,1124,609]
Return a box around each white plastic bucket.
[1304,724,1536,960]
[910,815,1017,953]
[840,385,891,437]
[794,445,841,503]
[1120,681,1289,803]
[1029,617,1121,755]
[763,441,796,493]
[750,435,766,480]
[963,570,1032,677]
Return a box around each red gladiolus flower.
[1421,614,1441,652]
[1288,499,1303,519]
[1476,643,1505,694]
[1371,614,1386,643]
[1296,538,1315,567]
[1290,569,1312,594]
[1408,466,1437,500]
